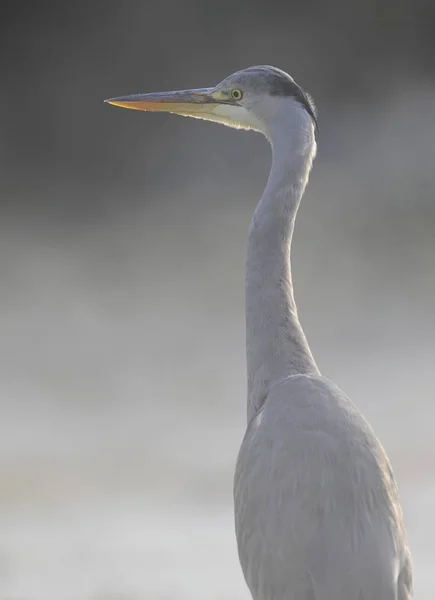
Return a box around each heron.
[106,65,413,600]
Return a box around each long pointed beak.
[104,87,219,115]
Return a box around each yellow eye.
[230,88,243,101]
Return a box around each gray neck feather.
[246,102,320,421]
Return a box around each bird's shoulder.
[261,373,384,451]
[240,373,400,510]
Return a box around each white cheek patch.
[210,104,265,133]
[173,103,266,135]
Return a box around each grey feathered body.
[234,374,412,600]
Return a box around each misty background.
[1,1,435,598]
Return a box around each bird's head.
[105,65,317,141]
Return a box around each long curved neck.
[246,111,320,421]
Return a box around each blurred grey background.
[1,1,434,598]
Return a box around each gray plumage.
[106,65,413,600]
